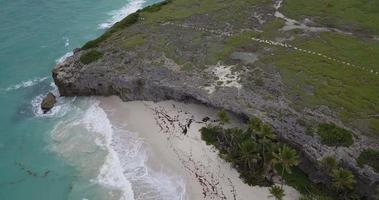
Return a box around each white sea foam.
[64,37,70,47]
[99,0,146,29]
[31,82,75,118]
[49,97,186,200]
[112,126,186,200]
[82,102,135,200]
[2,77,48,92]
[56,51,73,64]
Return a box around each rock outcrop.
[52,0,379,198]
[41,92,56,113]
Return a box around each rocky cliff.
[53,0,379,198]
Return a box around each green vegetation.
[217,110,230,124]
[277,164,331,199]
[321,156,338,173]
[140,0,271,24]
[200,118,335,199]
[141,0,172,13]
[200,118,286,186]
[273,145,299,188]
[331,168,356,198]
[79,50,103,64]
[357,149,379,173]
[82,12,139,50]
[272,31,379,139]
[318,155,358,199]
[281,0,379,35]
[317,123,353,147]
[122,35,146,49]
[269,185,285,200]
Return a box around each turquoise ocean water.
[0,0,184,199]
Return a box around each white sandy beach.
[99,96,300,200]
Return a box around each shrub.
[82,12,139,50]
[317,123,353,147]
[217,110,230,124]
[80,50,103,64]
[321,156,338,173]
[200,125,222,146]
[357,149,379,173]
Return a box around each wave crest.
[99,0,146,29]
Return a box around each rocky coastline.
[52,0,379,198]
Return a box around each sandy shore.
[99,96,299,200]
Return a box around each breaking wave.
[99,0,145,29]
[49,99,185,200]
[2,77,49,92]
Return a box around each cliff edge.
[53,0,379,198]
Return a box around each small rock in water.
[41,92,56,113]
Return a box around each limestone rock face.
[41,92,56,113]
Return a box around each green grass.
[82,12,139,50]
[122,35,146,49]
[79,50,103,64]
[140,0,271,24]
[271,32,379,138]
[317,123,353,147]
[206,31,259,64]
[357,149,379,173]
[281,0,379,35]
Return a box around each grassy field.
[266,32,379,138]
[140,0,271,24]
[280,0,379,35]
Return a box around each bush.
[320,156,338,173]
[200,125,222,145]
[317,123,353,147]
[217,110,230,124]
[82,12,139,50]
[80,50,103,64]
[357,149,379,173]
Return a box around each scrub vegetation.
[82,12,140,50]
[357,149,379,173]
[317,123,354,147]
[79,50,103,64]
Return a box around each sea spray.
[31,82,75,118]
[56,51,73,64]
[2,77,49,92]
[99,0,146,29]
[50,100,135,200]
[50,99,186,200]
[112,125,187,200]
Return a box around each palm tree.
[272,145,299,188]
[331,168,356,198]
[258,125,277,166]
[238,140,259,170]
[269,185,285,200]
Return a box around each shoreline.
[99,96,299,200]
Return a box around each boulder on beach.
[41,92,56,113]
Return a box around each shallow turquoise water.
[0,0,157,199]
